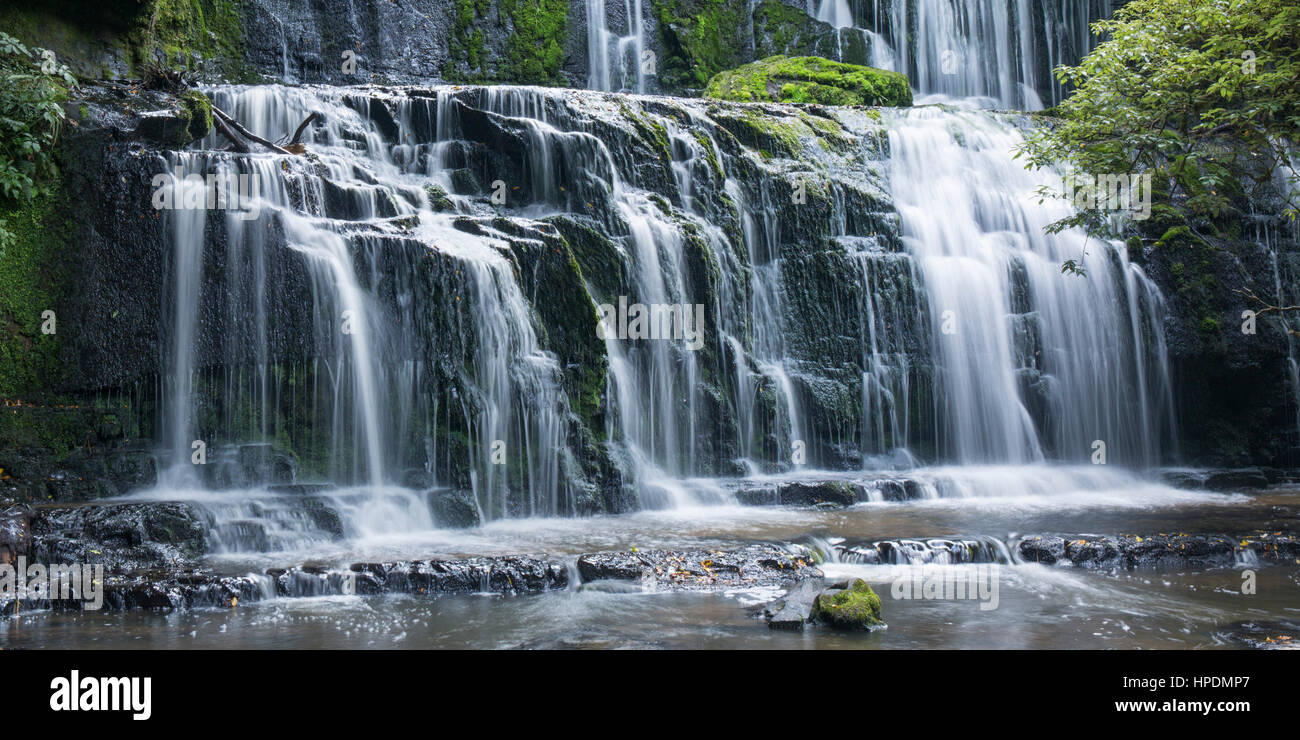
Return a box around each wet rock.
[30,502,208,574]
[1018,531,1299,569]
[1158,468,1270,491]
[734,486,779,506]
[430,489,481,529]
[1203,468,1270,490]
[776,481,867,507]
[842,536,1004,565]
[266,483,337,496]
[764,579,823,630]
[201,443,297,488]
[1223,621,1300,650]
[576,545,822,590]
[101,571,264,611]
[809,578,884,630]
[315,556,569,598]
[1018,535,1067,564]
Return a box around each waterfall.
[808,0,1116,109]
[162,157,208,478]
[586,0,647,93]
[156,85,575,524]
[147,80,1176,546]
[885,106,1173,465]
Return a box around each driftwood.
[203,95,317,156]
[211,104,291,154]
[211,112,251,154]
[289,112,319,146]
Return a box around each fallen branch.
[211,111,251,154]
[289,112,319,146]
[211,104,291,155]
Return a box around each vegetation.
[656,0,751,90]
[0,32,77,256]
[705,55,912,107]
[1018,0,1300,254]
[500,0,569,84]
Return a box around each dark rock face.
[428,489,482,529]
[733,477,929,507]
[836,536,1006,565]
[1017,532,1300,569]
[30,502,208,574]
[773,480,868,507]
[576,545,822,589]
[1138,211,1300,468]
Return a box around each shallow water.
[4,471,1298,650]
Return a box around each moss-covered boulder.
[810,578,884,629]
[705,55,912,107]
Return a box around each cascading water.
[147,76,1177,557]
[885,106,1174,465]
[586,0,647,93]
[794,0,1115,109]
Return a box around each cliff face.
[1,0,1112,101]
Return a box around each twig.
[1238,287,1300,335]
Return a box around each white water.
[587,0,647,93]
[141,81,1185,553]
[886,107,1173,465]
[794,0,1115,109]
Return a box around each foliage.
[1017,0,1300,243]
[704,55,912,107]
[0,32,77,258]
[500,0,568,85]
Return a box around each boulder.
[809,578,884,630]
[30,502,208,574]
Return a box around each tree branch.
[210,104,291,154]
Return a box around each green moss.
[0,184,68,397]
[445,0,491,82]
[705,55,912,107]
[655,0,751,90]
[811,578,884,629]
[179,89,213,141]
[707,107,811,159]
[133,0,248,77]
[426,184,455,212]
[1,1,252,81]
[499,0,569,85]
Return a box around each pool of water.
[3,472,1298,649]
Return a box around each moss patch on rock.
[810,578,884,629]
[0,184,71,397]
[705,55,912,107]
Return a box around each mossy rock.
[705,55,912,107]
[810,578,884,630]
[426,184,455,212]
